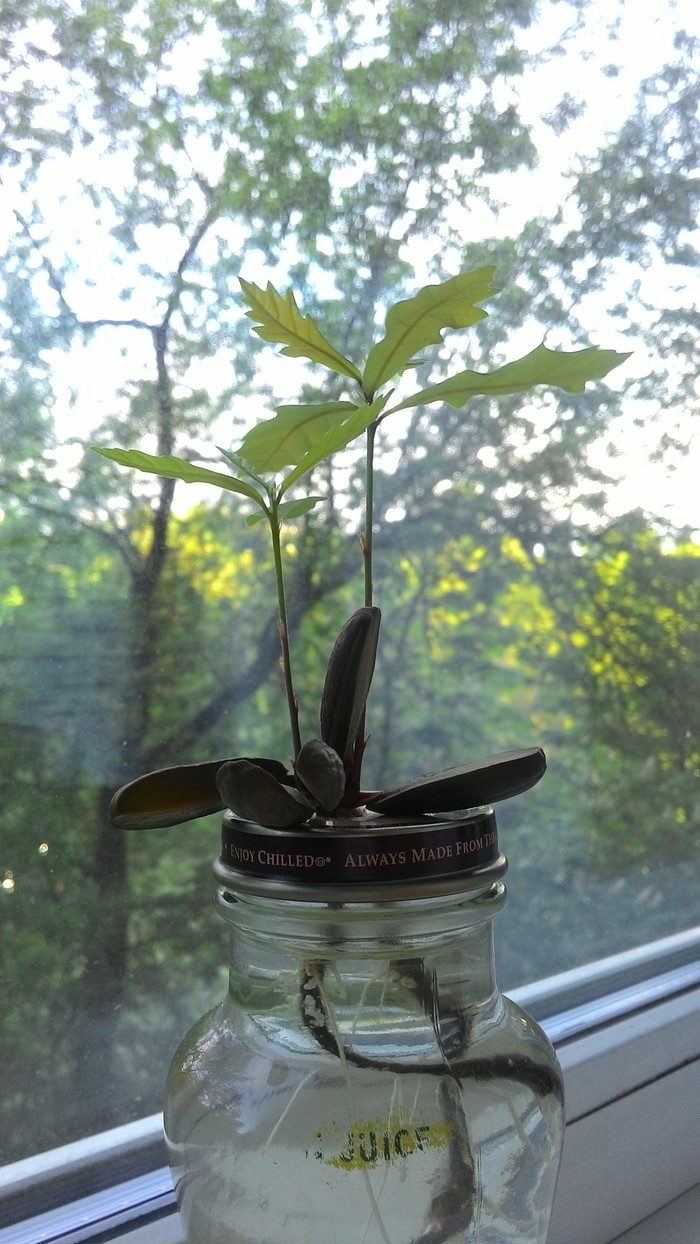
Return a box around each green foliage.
[362,269,499,395]
[239,280,362,382]
[559,521,700,867]
[273,395,389,494]
[241,402,360,473]
[98,269,627,812]
[93,448,264,501]
[391,343,632,413]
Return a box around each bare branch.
[12,209,155,333]
[161,206,220,333]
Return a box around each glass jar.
[164,809,564,1244]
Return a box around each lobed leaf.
[280,394,389,495]
[363,268,498,395]
[93,448,264,504]
[388,344,632,415]
[240,401,359,473]
[217,447,269,488]
[247,494,323,527]
[239,278,362,383]
[278,495,324,520]
[365,747,546,815]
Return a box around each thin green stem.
[269,502,302,760]
[363,419,377,608]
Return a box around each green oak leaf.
[388,343,632,414]
[239,278,362,383]
[93,448,264,504]
[245,495,323,526]
[280,394,389,495]
[240,401,359,473]
[278,496,324,520]
[217,447,269,488]
[363,268,498,396]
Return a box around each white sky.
[4,0,700,532]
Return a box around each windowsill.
[609,1183,700,1244]
[104,1211,183,1243]
[61,1180,700,1244]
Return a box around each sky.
[4,0,700,532]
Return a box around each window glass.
[1,0,698,1167]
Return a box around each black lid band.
[217,809,501,897]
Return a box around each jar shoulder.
[501,993,558,1055]
[167,987,560,1091]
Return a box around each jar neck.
[218,882,506,1010]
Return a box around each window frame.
[548,982,700,1243]
[2,928,699,1244]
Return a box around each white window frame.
[2,929,700,1244]
[520,927,700,1244]
[548,984,700,1243]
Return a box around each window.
[1,0,698,1238]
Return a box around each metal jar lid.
[214,807,507,902]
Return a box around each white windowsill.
[609,1182,700,1244]
[76,1181,700,1244]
